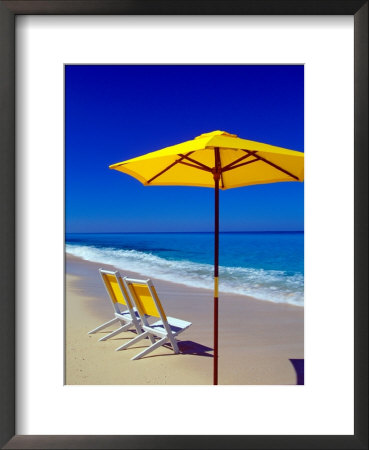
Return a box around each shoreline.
[66,253,304,385]
[65,251,304,309]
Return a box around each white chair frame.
[115,277,192,360]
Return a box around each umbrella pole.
[213,176,219,385]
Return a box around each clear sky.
[65,65,304,233]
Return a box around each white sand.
[66,254,304,385]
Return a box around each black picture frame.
[0,1,367,449]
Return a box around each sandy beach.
[66,253,304,385]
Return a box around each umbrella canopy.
[110,130,304,188]
[110,130,304,385]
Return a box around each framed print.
[64,64,305,388]
[0,1,367,449]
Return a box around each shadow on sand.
[94,330,213,359]
[177,340,213,357]
[289,358,304,385]
[143,340,213,359]
[128,340,213,360]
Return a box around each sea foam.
[66,243,304,306]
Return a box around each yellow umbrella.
[110,130,304,384]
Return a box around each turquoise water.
[65,232,304,306]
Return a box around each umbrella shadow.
[289,358,304,385]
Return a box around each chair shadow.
[289,359,304,385]
[136,340,214,360]
[177,340,213,357]
[94,329,213,359]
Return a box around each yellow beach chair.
[115,277,192,360]
[88,269,142,341]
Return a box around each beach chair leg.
[98,322,132,341]
[132,317,155,343]
[115,331,149,351]
[168,336,180,354]
[131,337,169,360]
[131,320,152,341]
[88,317,119,334]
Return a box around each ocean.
[65,232,304,306]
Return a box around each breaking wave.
[66,243,304,306]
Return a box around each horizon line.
[66,230,304,234]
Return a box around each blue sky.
[65,65,304,233]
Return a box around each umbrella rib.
[178,161,212,172]
[178,154,212,172]
[221,151,256,171]
[222,158,259,172]
[253,153,300,181]
[240,150,300,181]
[147,151,195,184]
